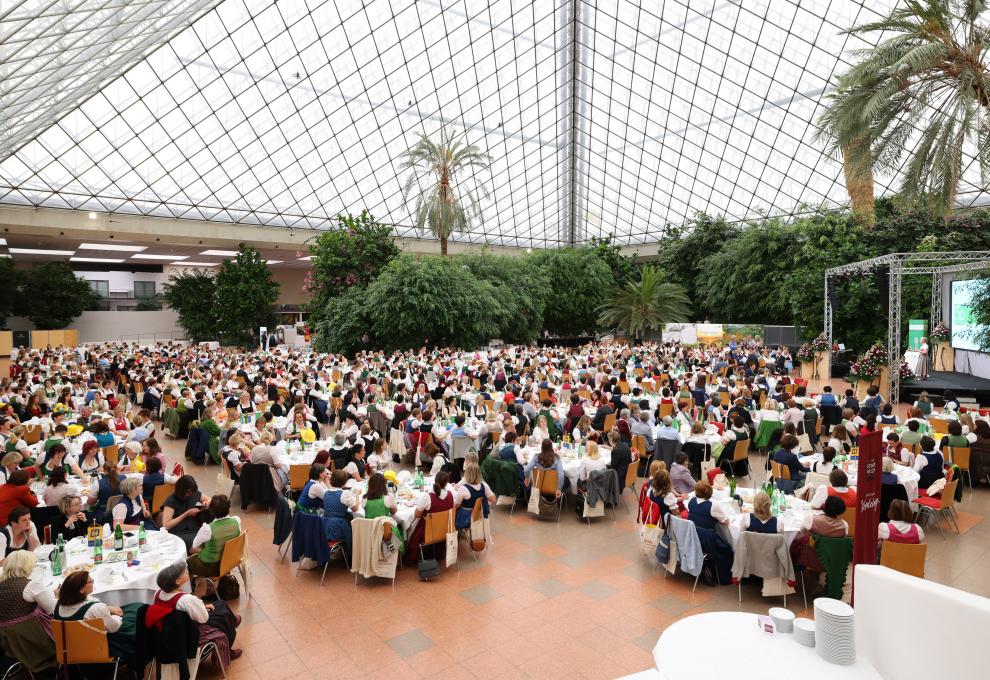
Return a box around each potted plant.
[847,342,889,400]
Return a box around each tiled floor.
[155,381,990,680]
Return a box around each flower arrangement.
[898,360,916,383]
[848,342,887,381]
[930,321,950,342]
[301,428,316,444]
[796,342,813,362]
[808,332,830,354]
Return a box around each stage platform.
[900,371,990,406]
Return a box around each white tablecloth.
[798,454,921,500]
[517,445,613,491]
[653,612,882,680]
[31,531,189,607]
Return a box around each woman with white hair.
[117,440,145,473]
[0,550,57,674]
[112,476,154,530]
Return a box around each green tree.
[365,254,503,350]
[399,125,492,255]
[530,247,614,337]
[597,265,691,339]
[17,262,100,330]
[305,211,399,329]
[587,235,639,286]
[459,253,549,344]
[162,270,217,343]
[817,1,990,224]
[214,245,280,347]
[0,258,22,327]
[312,285,375,355]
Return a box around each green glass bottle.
[51,543,63,577]
[93,541,103,565]
[113,524,124,551]
[138,523,147,547]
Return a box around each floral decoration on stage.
[848,342,887,381]
[930,321,950,342]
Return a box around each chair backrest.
[52,618,113,665]
[717,391,731,407]
[736,531,789,579]
[151,482,175,515]
[102,443,119,466]
[490,430,501,446]
[939,479,958,510]
[423,508,454,546]
[289,464,309,491]
[104,495,123,521]
[879,541,926,579]
[603,413,617,432]
[532,467,559,495]
[220,454,233,480]
[947,446,970,470]
[473,378,482,390]
[732,438,750,462]
[930,418,949,434]
[631,434,647,456]
[619,381,630,394]
[219,530,247,578]
[164,395,176,409]
[623,458,638,489]
[770,460,790,480]
[805,471,830,491]
[658,403,674,418]
[450,436,473,460]
[839,507,857,536]
[22,424,42,444]
[484,399,495,413]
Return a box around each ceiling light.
[172,261,219,267]
[131,254,187,260]
[265,260,283,265]
[88,212,98,220]
[79,243,147,252]
[9,248,75,256]
[0,239,6,246]
[297,256,312,261]
[199,250,238,257]
[70,257,125,263]
[0,254,10,258]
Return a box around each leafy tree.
[597,265,691,339]
[399,125,492,255]
[17,262,101,330]
[587,235,639,286]
[214,245,280,347]
[459,253,548,344]
[817,1,990,224]
[529,247,614,337]
[162,270,217,343]
[135,295,163,311]
[365,254,503,350]
[306,211,399,328]
[0,258,22,327]
[312,286,375,355]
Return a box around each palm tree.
[817,0,990,226]
[399,125,492,255]
[597,266,691,340]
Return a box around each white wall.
[4,310,183,343]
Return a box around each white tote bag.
[444,511,458,568]
[527,470,542,515]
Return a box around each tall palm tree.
[597,266,691,340]
[399,125,492,255]
[817,0,990,226]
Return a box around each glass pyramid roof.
[0,0,986,247]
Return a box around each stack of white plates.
[793,618,816,647]
[769,607,795,633]
[814,598,855,665]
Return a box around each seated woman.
[112,477,155,531]
[340,439,367,483]
[161,475,210,550]
[812,445,838,475]
[141,456,178,510]
[571,414,593,443]
[937,420,970,454]
[53,494,90,541]
[36,443,70,479]
[188,495,242,576]
[117,441,145,473]
[745,491,782,534]
[148,562,242,663]
[142,438,167,468]
[881,457,900,486]
[878,499,925,545]
[455,461,495,530]
[686,480,729,529]
[43,466,71,508]
[367,438,392,474]
[523,440,566,498]
[70,440,104,478]
[110,404,130,435]
[297,463,330,514]
[578,440,608,490]
[913,435,945,489]
[91,421,115,448]
[827,425,851,455]
[88,461,124,523]
[363,472,404,554]
[647,467,679,527]
[771,433,808,487]
[0,551,57,676]
[878,403,899,425]
[884,433,914,466]
[404,471,456,567]
[812,495,850,537]
[54,570,139,661]
[811,469,857,510]
[0,505,40,562]
[322,469,360,557]
[529,415,552,446]
[0,451,22,485]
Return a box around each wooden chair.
[915,479,960,535]
[483,399,495,413]
[879,541,927,579]
[457,500,485,561]
[946,447,972,489]
[22,424,42,444]
[717,391,731,407]
[839,507,857,537]
[208,531,250,597]
[602,413,617,433]
[618,381,630,394]
[770,460,791,482]
[219,456,237,499]
[102,443,119,466]
[730,439,751,481]
[623,458,638,502]
[490,430,501,446]
[930,418,949,435]
[163,395,176,409]
[531,468,563,522]
[658,403,674,419]
[784,383,796,395]
[631,434,648,459]
[52,618,120,679]
[151,482,174,516]
[472,378,482,391]
[538,388,550,403]
[420,507,458,574]
[288,464,309,494]
[104,495,123,524]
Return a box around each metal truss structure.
[2,0,988,247]
[825,252,990,404]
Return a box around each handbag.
[418,557,440,580]
[470,518,487,552]
[583,495,605,518]
[654,526,672,564]
[639,523,662,559]
[527,481,541,515]
[796,433,813,453]
[444,511,458,568]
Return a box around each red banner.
[853,428,883,568]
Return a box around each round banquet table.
[30,531,190,607]
[652,612,882,680]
